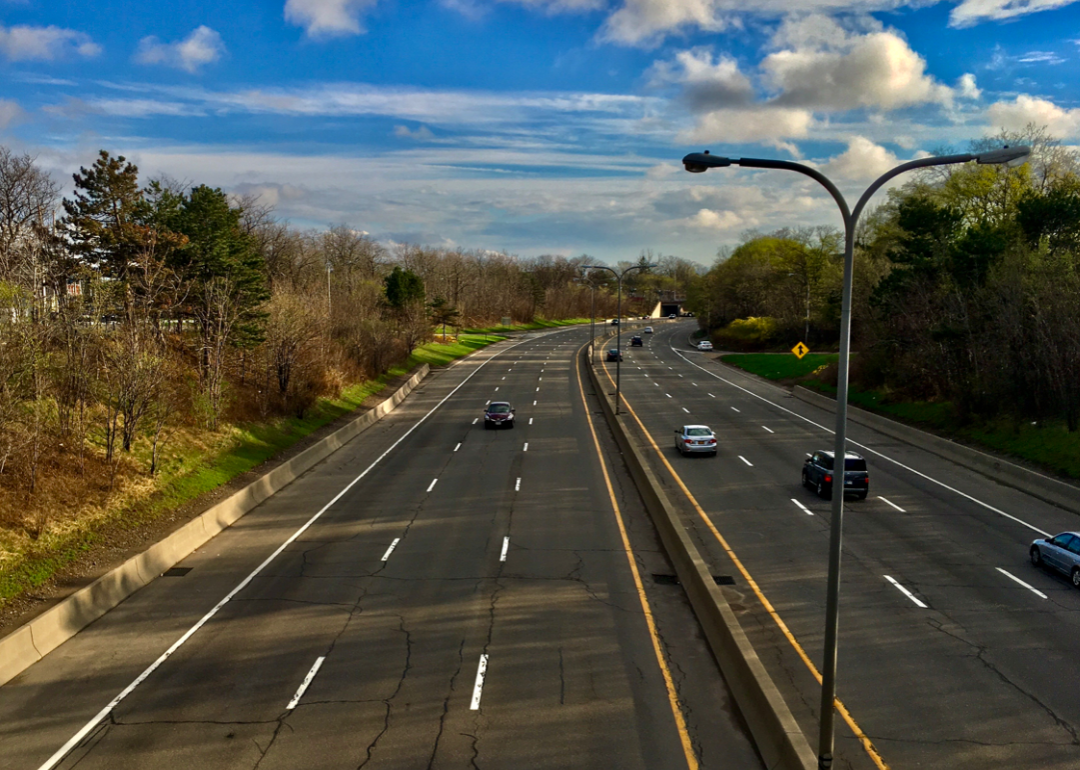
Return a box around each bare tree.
[0,147,59,284]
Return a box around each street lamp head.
[975,145,1031,166]
[682,151,733,173]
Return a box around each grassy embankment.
[463,318,589,334]
[721,352,1080,481]
[0,334,502,610]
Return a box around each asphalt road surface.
[0,325,763,770]
[607,321,1080,770]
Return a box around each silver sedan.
[1030,532,1080,587]
[674,425,717,456]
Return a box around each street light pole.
[683,144,1030,770]
[582,263,657,414]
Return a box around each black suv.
[606,348,623,362]
[630,335,643,347]
[802,450,869,499]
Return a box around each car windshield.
[845,458,867,471]
[488,405,510,414]
[687,428,711,436]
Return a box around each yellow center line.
[600,359,889,770]
[576,345,699,770]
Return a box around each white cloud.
[821,136,899,181]
[0,24,100,61]
[956,73,981,99]
[495,0,604,13]
[763,18,954,111]
[135,26,226,73]
[0,99,23,130]
[648,48,754,111]
[394,124,436,139]
[684,208,744,230]
[679,105,814,144]
[950,0,1079,27]
[986,94,1080,138]
[284,0,380,37]
[601,0,727,47]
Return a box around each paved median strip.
[286,656,326,710]
[884,575,927,608]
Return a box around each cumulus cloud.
[986,94,1080,138]
[285,0,380,37]
[0,24,100,61]
[763,16,954,111]
[601,0,727,47]
[648,48,754,112]
[135,26,226,73]
[821,136,900,181]
[684,208,744,230]
[679,105,814,145]
[956,73,981,99]
[950,0,1079,27]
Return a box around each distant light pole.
[683,144,1030,770]
[583,262,657,414]
[326,263,333,317]
[577,272,600,364]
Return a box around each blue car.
[1030,532,1080,587]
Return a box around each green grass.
[721,353,839,381]
[462,318,589,334]
[0,333,504,608]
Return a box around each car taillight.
[824,475,832,483]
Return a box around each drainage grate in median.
[162,567,192,577]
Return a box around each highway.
[607,321,1080,770]
[0,326,762,770]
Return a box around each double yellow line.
[599,359,890,770]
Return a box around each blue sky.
[2,0,1079,264]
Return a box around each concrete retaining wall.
[792,386,1080,516]
[586,346,816,770]
[0,364,430,688]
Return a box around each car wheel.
[1072,568,1080,589]
[1030,547,1042,567]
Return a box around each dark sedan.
[484,402,515,429]
[802,450,869,499]
[606,348,623,362]
[630,335,643,347]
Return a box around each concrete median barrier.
[792,385,1080,517]
[585,343,817,770]
[0,364,430,688]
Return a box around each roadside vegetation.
[0,145,707,611]
[690,126,1080,478]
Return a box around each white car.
[643,326,654,334]
[675,425,717,456]
[697,340,713,351]
[668,314,677,319]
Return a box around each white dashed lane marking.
[885,575,927,608]
[738,455,753,467]
[286,657,326,710]
[381,538,401,562]
[791,498,813,515]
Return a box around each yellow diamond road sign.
[792,342,809,359]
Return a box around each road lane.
[606,321,1080,769]
[1,325,761,770]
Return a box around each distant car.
[802,450,869,499]
[1030,532,1080,586]
[674,425,717,456]
[606,348,623,362]
[685,312,694,317]
[610,318,620,326]
[484,401,515,429]
[643,326,654,334]
[668,313,677,319]
[697,340,713,351]
[630,336,643,347]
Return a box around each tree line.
[688,126,1080,432]
[0,147,701,536]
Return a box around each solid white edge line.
[791,498,814,515]
[884,575,928,608]
[286,656,326,710]
[381,537,402,562]
[738,455,753,467]
[996,567,1048,599]
[668,347,1053,538]
[427,478,438,493]
[500,537,510,562]
[36,332,541,770]
[454,443,461,452]
[878,496,906,513]
[470,653,489,710]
